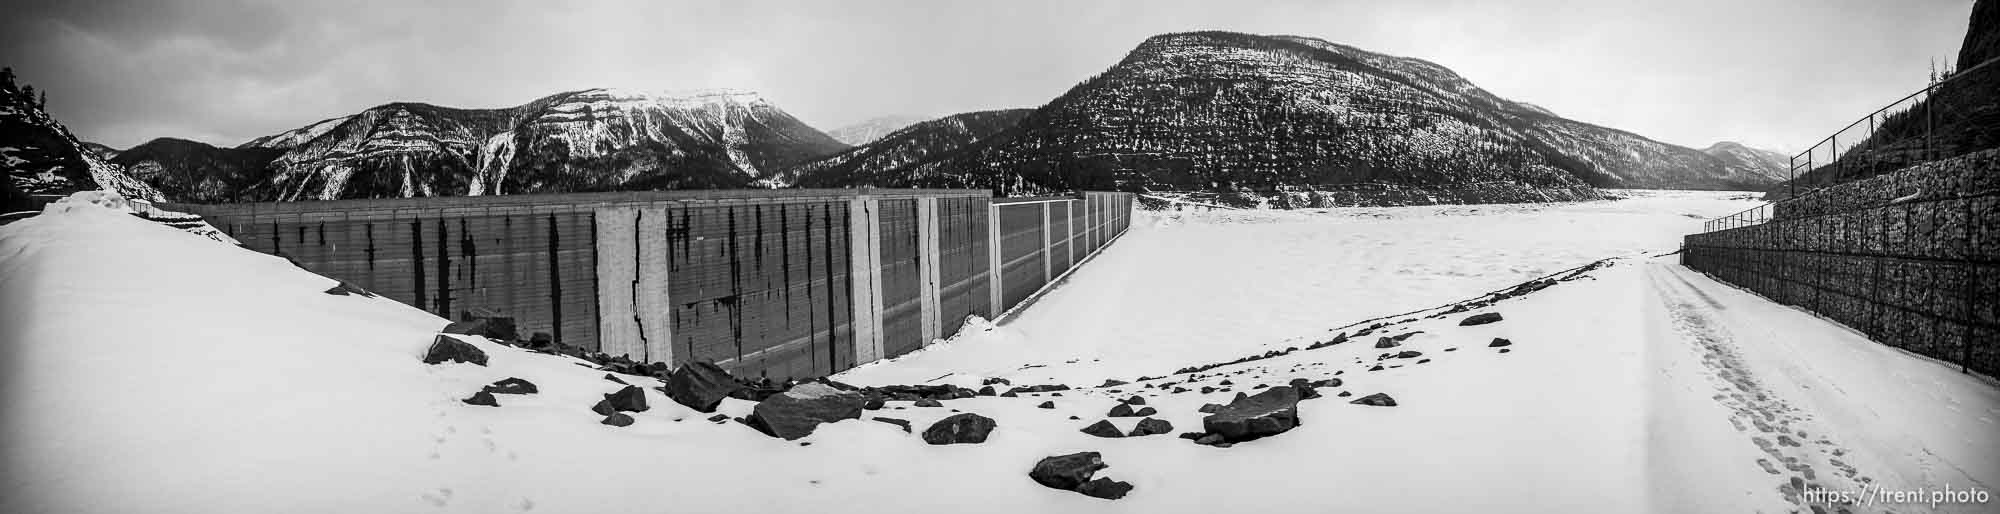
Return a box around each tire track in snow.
[1644,266,1885,514]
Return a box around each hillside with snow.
[825,115,930,145]
[801,33,1789,201]
[4,189,1991,513]
[782,109,1031,187]
[0,69,160,211]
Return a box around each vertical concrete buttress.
[594,207,642,360]
[849,196,886,365]
[916,197,944,345]
[635,206,673,364]
[986,202,1003,317]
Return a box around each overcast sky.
[0,0,1977,153]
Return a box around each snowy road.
[1642,262,2000,514]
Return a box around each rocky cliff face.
[825,115,929,145]
[260,89,846,200]
[818,32,1781,201]
[1,69,161,212]
[783,109,1030,187]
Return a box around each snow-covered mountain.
[1700,141,1790,183]
[238,115,350,151]
[820,32,1785,200]
[256,88,847,200]
[825,115,929,145]
[113,137,284,203]
[783,109,1030,187]
[0,68,161,212]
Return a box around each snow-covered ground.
[2,190,1993,513]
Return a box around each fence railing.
[1703,57,1998,233]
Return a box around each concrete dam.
[161,189,1135,380]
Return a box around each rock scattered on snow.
[1077,477,1135,500]
[602,374,627,385]
[462,391,499,407]
[1030,451,1109,490]
[1201,385,1302,443]
[1124,395,1146,405]
[872,417,912,433]
[978,386,997,396]
[591,385,650,415]
[746,382,865,440]
[1374,337,1401,349]
[922,413,997,445]
[1499,348,1512,354]
[1099,379,1128,388]
[662,361,743,413]
[322,280,375,297]
[1080,420,1124,438]
[601,412,635,427]
[1350,392,1398,407]
[483,377,538,395]
[1459,312,1504,326]
[913,398,943,408]
[1488,337,1513,347]
[1396,350,1423,359]
[441,315,518,343]
[1288,378,1321,399]
[1038,401,1055,409]
[1107,403,1138,417]
[707,414,729,423]
[1127,417,1174,437]
[422,335,488,366]
[1197,403,1223,413]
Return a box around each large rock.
[1201,385,1302,442]
[483,377,538,395]
[662,361,744,413]
[1107,403,1139,417]
[1459,312,1504,326]
[747,382,865,440]
[1029,452,1108,490]
[422,335,488,366]
[1080,420,1124,438]
[1128,417,1174,437]
[442,315,518,342]
[593,385,649,415]
[1350,392,1398,407]
[601,412,635,427]
[922,413,998,445]
[462,391,499,407]
[1076,477,1134,500]
[1488,337,1513,347]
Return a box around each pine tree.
[38,90,47,110]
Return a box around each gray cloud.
[0,0,1978,155]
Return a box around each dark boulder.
[1178,432,1205,440]
[922,413,997,445]
[1107,403,1138,417]
[707,414,729,423]
[1396,350,1423,359]
[872,417,912,433]
[1194,433,1225,446]
[1288,378,1321,399]
[601,412,634,427]
[1337,391,1353,397]
[746,382,866,440]
[462,391,499,407]
[1197,403,1223,413]
[1374,337,1400,349]
[323,280,375,297]
[1201,386,1302,442]
[1499,348,1512,354]
[483,377,538,395]
[662,361,744,413]
[1076,477,1134,500]
[982,377,1012,386]
[913,398,943,408]
[442,314,518,343]
[603,374,627,385]
[999,391,1019,398]
[1030,452,1108,490]
[1127,417,1174,437]
[527,332,554,348]
[863,394,887,410]
[1123,395,1146,405]
[1038,401,1056,409]
[1099,379,1128,388]
[978,386,997,396]
[1488,337,1513,347]
[1459,312,1504,326]
[598,385,650,413]
[1133,407,1157,416]
[1080,420,1124,438]
[422,335,488,366]
[1350,392,1398,407]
